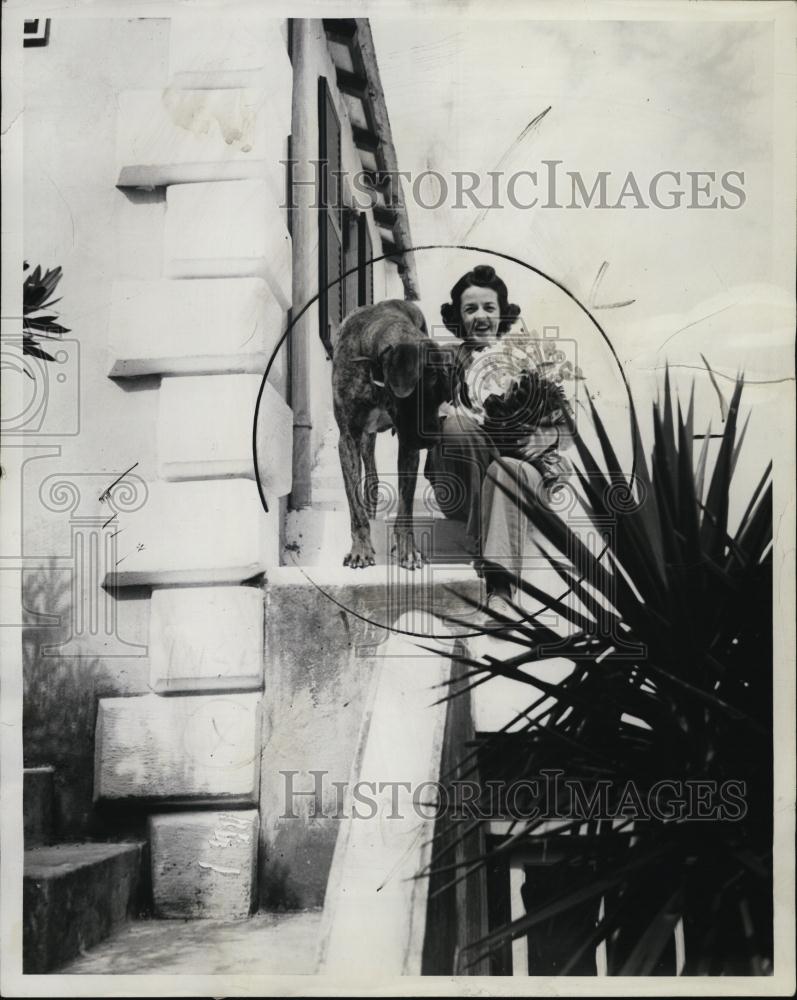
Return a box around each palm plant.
[432,371,773,975]
[22,261,70,375]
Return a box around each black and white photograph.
[1,0,795,995]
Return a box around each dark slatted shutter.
[343,209,359,319]
[318,77,342,360]
[358,213,374,306]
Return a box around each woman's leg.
[478,457,545,598]
[424,412,498,548]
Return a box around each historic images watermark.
[280,769,748,823]
[282,160,748,212]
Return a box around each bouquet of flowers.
[458,335,574,455]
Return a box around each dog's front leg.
[339,426,376,568]
[360,431,379,519]
[392,440,423,570]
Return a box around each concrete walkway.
[61,911,322,975]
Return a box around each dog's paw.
[391,533,424,571]
[344,537,376,569]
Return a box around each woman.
[424,264,573,614]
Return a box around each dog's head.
[381,341,420,399]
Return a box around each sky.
[370,14,791,479]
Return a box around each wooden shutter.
[358,213,374,306]
[343,209,359,319]
[318,77,342,360]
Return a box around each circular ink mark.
[182,698,256,770]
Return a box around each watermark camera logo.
[2,330,147,656]
[0,334,81,436]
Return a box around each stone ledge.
[157,374,292,493]
[94,693,261,804]
[164,180,291,309]
[103,479,278,587]
[149,585,264,693]
[108,277,283,378]
[149,810,259,919]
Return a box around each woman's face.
[459,286,500,345]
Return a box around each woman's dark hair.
[440,263,521,339]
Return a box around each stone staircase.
[22,767,146,973]
[25,570,482,976]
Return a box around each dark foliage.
[23,262,70,375]
[430,371,773,975]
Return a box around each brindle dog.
[332,299,455,569]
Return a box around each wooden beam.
[373,204,397,228]
[354,20,421,300]
[322,19,358,46]
[352,126,380,154]
[381,239,400,261]
[335,68,368,100]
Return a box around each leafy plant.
[433,371,773,975]
[22,261,70,375]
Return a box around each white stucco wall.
[22,18,171,672]
[19,18,170,834]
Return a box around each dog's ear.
[384,341,421,399]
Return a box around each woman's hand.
[516,426,561,461]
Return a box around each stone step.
[23,766,55,847]
[23,841,145,973]
[60,911,322,975]
[283,508,475,568]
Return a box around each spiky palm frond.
[22,262,70,373]
[432,372,772,975]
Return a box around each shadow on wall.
[21,561,149,840]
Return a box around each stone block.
[258,569,483,910]
[149,810,259,919]
[23,842,144,972]
[157,374,292,493]
[108,277,284,378]
[94,693,261,804]
[149,584,264,693]
[23,766,55,847]
[165,180,291,309]
[116,88,284,189]
[318,616,457,974]
[103,479,279,587]
[169,15,291,102]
